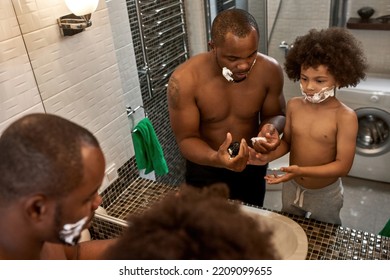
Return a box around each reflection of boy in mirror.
[249,27,368,224]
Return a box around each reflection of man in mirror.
[167,9,286,207]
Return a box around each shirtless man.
[167,9,286,206]
[0,113,113,259]
[253,27,368,224]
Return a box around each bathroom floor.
[263,175,390,235]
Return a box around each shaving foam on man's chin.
[222,67,234,82]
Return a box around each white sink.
[241,205,308,260]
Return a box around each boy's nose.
[306,82,315,91]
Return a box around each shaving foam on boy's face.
[300,83,335,103]
[222,58,257,82]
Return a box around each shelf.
[346,17,390,30]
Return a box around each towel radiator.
[130,0,189,99]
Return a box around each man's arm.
[167,73,249,171]
[259,57,286,133]
[253,56,286,153]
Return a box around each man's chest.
[196,83,265,121]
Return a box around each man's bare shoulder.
[255,53,283,83]
[256,53,282,71]
[173,53,210,78]
[169,53,214,98]
[258,53,279,65]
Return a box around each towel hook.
[126,105,148,117]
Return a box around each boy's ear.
[208,40,215,51]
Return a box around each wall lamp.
[58,0,99,36]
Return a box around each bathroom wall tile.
[267,0,280,40]
[16,4,63,34]
[0,47,42,126]
[350,29,390,74]
[13,0,108,34]
[106,0,132,49]
[25,17,118,99]
[11,0,39,16]
[277,0,330,21]
[43,62,132,169]
[0,1,17,20]
[0,36,29,63]
[0,2,21,40]
[268,17,329,64]
[106,0,143,163]
[95,115,133,169]
[43,65,123,128]
[0,104,45,135]
[106,0,141,107]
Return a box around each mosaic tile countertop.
[92,178,389,260]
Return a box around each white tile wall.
[106,0,144,124]
[1,0,144,189]
[0,0,44,134]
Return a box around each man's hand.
[217,132,249,172]
[247,147,268,166]
[252,124,281,154]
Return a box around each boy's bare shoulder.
[337,100,358,118]
[286,96,304,107]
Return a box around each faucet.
[279,41,293,57]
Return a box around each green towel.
[131,118,168,176]
[379,218,390,237]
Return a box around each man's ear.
[24,194,50,222]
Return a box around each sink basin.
[241,206,308,260]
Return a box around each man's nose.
[92,194,103,211]
[237,59,251,70]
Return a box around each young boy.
[250,27,368,224]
